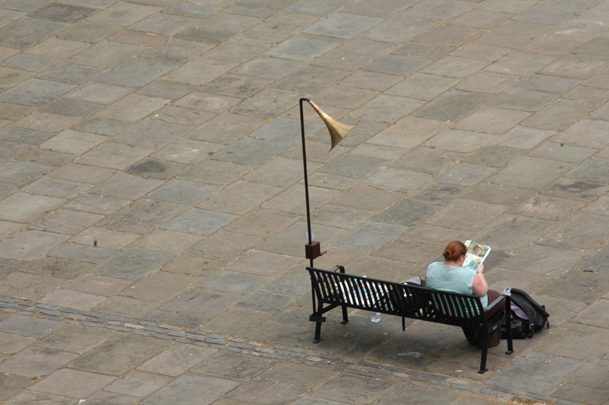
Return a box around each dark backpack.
[501,287,550,339]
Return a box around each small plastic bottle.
[371,312,381,322]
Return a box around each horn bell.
[309,101,356,151]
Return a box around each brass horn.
[308,101,356,151]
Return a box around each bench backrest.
[308,266,488,329]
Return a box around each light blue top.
[426,261,488,308]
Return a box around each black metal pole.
[300,98,314,268]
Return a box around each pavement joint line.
[0,298,559,404]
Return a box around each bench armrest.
[485,294,507,313]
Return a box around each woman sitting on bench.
[426,241,503,348]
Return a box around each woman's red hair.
[443,241,467,261]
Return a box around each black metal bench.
[308,265,513,374]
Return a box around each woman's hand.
[476,264,484,273]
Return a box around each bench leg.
[478,329,489,374]
[313,320,322,343]
[341,304,349,324]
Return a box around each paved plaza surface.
[1,0,609,403]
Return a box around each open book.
[464,240,491,270]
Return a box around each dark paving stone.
[0,79,73,107]
[91,248,173,280]
[176,26,236,44]
[412,90,494,122]
[0,128,54,145]
[73,118,130,136]
[375,201,437,226]
[29,3,96,23]
[0,17,65,49]
[462,145,523,168]
[407,182,467,205]
[113,120,192,149]
[39,99,104,117]
[236,290,298,313]
[334,221,407,251]
[37,63,105,85]
[212,138,289,166]
[20,257,92,279]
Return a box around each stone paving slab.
[2,0,609,404]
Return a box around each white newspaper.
[463,240,491,270]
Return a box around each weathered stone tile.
[424,129,495,153]
[139,39,212,63]
[0,127,55,145]
[40,288,105,310]
[224,208,299,238]
[69,334,171,376]
[78,143,154,169]
[89,174,163,200]
[94,297,154,321]
[350,95,422,122]
[522,99,597,130]
[0,192,66,222]
[0,347,77,378]
[161,208,237,235]
[313,38,394,71]
[492,126,555,149]
[231,88,302,118]
[318,155,389,179]
[72,117,130,136]
[88,1,159,25]
[425,199,505,231]
[95,94,170,122]
[143,375,237,405]
[137,344,215,377]
[63,273,132,296]
[19,256,92,279]
[553,119,609,148]
[30,208,103,235]
[455,107,530,134]
[462,145,523,168]
[312,374,396,404]
[511,194,585,222]
[48,243,114,263]
[14,111,80,132]
[530,142,595,163]
[264,34,340,62]
[105,370,173,398]
[64,194,130,216]
[261,184,340,215]
[107,30,168,46]
[164,58,238,85]
[40,130,106,154]
[95,58,178,88]
[412,90,493,122]
[32,369,115,398]
[457,72,521,95]
[159,287,239,317]
[472,214,555,251]
[257,221,345,258]
[91,248,172,280]
[69,40,142,68]
[0,79,73,107]
[5,54,60,73]
[540,54,609,80]
[0,315,63,338]
[0,17,65,49]
[180,159,254,185]
[489,157,573,189]
[0,231,69,262]
[148,180,219,205]
[485,52,556,76]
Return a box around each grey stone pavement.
[2,0,609,404]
